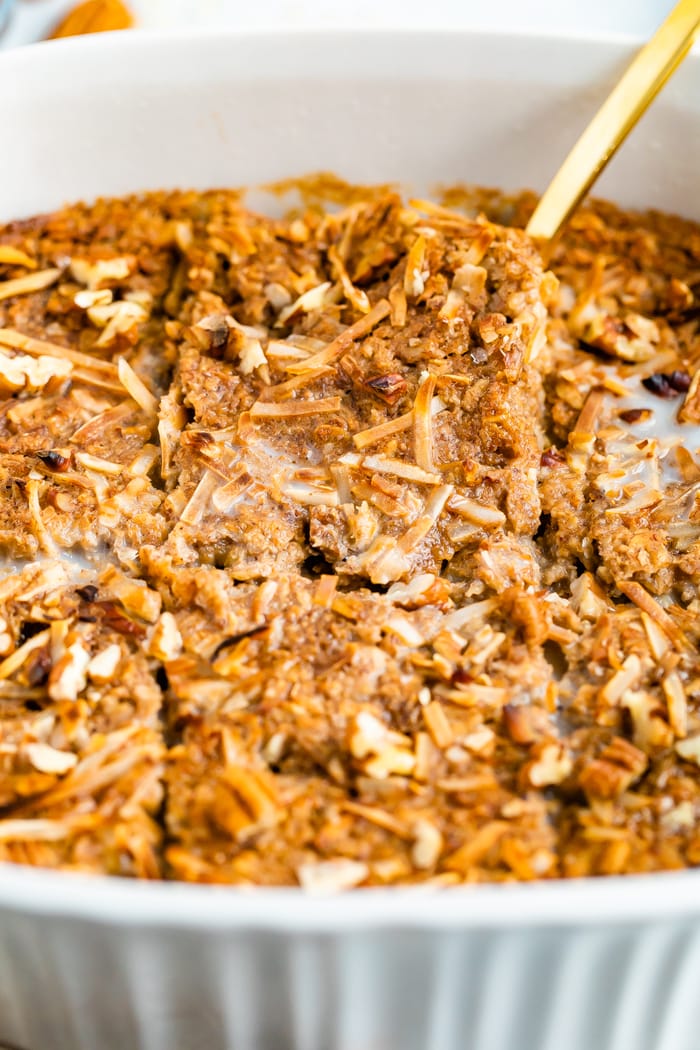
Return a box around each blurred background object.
[0,0,680,47]
[0,0,14,35]
[48,0,133,37]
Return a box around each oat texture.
[0,181,699,886]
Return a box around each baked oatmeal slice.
[0,560,167,876]
[536,200,700,601]
[151,561,570,885]
[0,197,184,562]
[547,571,700,876]
[159,194,554,585]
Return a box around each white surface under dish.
[2,28,700,1050]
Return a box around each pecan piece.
[578,737,648,799]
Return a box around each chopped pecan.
[364,373,407,405]
[578,737,648,799]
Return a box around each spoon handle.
[526,0,700,242]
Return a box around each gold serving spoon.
[526,0,700,242]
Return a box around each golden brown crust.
[0,182,699,886]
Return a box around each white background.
[2,0,678,48]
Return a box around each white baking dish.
[2,27,700,1050]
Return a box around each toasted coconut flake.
[0,328,118,376]
[0,630,50,681]
[640,611,670,660]
[674,446,700,484]
[676,735,700,766]
[223,766,277,826]
[389,283,408,326]
[616,580,689,651]
[679,366,700,424]
[127,444,159,478]
[351,479,406,518]
[297,858,369,893]
[413,732,437,782]
[27,726,159,809]
[261,368,332,401]
[329,462,353,504]
[276,281,332,326]
[70,403,133,445]
[0,268,61,302]
[171,220,192,252]
[413,372,437,472]
[404,235,428,299]
[26,477,56,555]
[438,683,507,708]
[179,470,220,526]
[158,394,187,485]
[328,245,370,313]
[444,821,508,872]
[601,654,642,705]
[266,340,314,362]
[448,494,506,527]
[313,575,338,608]
[0,246,37,269]
[573,387,606,436]
[343,801,411,839]
[49,620,68,667]
[211,477,255,514]
[353,409,414,450]
[87,644,122,684]
[411,819,444,869]
[117,357,158,416]
[438,289,467,322]
[75,451,123,476]
[250,396,342,418]
[397,484,453,555]
[360,455,441,485]
[25,743,78,776]
[423,699,453,748]
[252,579,278,621]
[0,819,69,843]
[70,368,125,394]
[442,598,497,633]
[663,672,688,738]
[264,282,292,310]
[437,774,498,794]
[364,746,416,779]
[383,616,425,647]
[279,479,340,507]
[387,574,441,607]
[286,298,391,373]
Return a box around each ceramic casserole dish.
[2,28,700,1050]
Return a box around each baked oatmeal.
[0,179,699,885]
